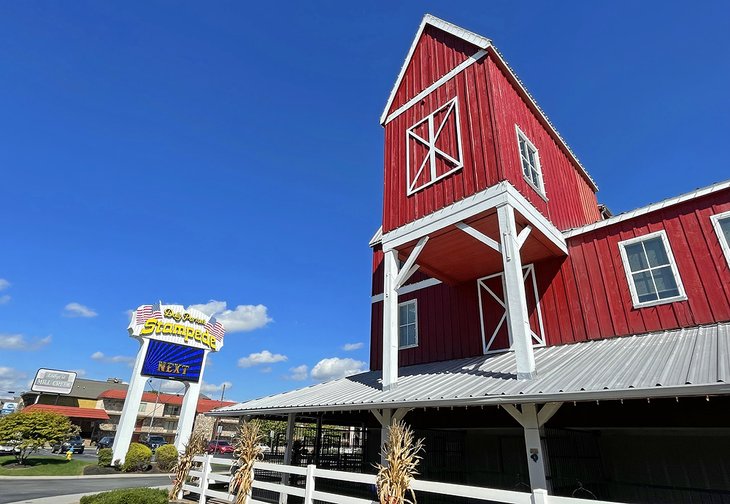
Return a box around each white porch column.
[497,204,536,379]
[174,350,209,451]
[503,402,562,494]
[382,249,400,390]
[378,409,392,466]
[111,338,149,465]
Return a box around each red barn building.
[213,15,730,503]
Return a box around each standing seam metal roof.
[211,323,730,416]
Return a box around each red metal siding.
[538,191,730,345]
[388,25,479,116]
[486,57,601,230]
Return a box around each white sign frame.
[31,368,77,395]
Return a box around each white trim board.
[564,179,730,238]
[710,210,730,268]
[372,278,442,304]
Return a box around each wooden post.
[198,454,211,504]
[497,204,536,379]
[279,413,296,504]
[313,415,323,466]
[382,249,400,390]
[303,464,316,504]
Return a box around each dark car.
[52,436,85,454]
[140,435,168,451]
[96,436,114,450]
[206,440,235,454]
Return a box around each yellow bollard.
[66,449,73,461]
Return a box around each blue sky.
[1,1,729,403]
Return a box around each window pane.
[531,169,540,188]
[407,302,416,323]
[527,146,536,166]
[625,243,648,271]
[407,324,416,346]
[399,327,407,347]
[399,304,408,322]
[632,271,657,302]
[720,217,730,244]
[652,266,680,299]
[643,237,669,267]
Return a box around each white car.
[0,443,20,455]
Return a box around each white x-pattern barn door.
[477,263,546,354]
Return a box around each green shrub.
[97,448,113,467]
[154,443,178,471]
[121,442,152,472]
[79,488,168,504]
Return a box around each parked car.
[51,436,85,454]
[96,436,114,450]
[0,443,20,455]
[206,440,235,454]
[140,435,168,451]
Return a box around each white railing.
[182,455,621,504]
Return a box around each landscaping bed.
[0,455,92,476]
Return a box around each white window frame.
[515,125,547,199]
[618,230,687,308]
[711,210,730,268]
[405,97,464,196]
[398,299,418,350]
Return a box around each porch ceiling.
[209,322,730,417]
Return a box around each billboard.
[128,303,225,351]
[141,340,204,383]
[31,369,77,395]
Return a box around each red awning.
[22,404,110,420]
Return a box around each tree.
[0,410,78,464]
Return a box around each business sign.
[31,369,77,395]
[128,303,225,351]
[141,340,204,382]
[0,403,18,415]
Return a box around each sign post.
[111,303,225,465]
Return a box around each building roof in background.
[23,403,110,420]
[98,389,234,413]
[211,322,730,417]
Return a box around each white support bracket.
[516,225,532,250]
[373,408,412,466]
[394,236,429,289]
[455,222,501,254]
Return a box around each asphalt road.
[0,476,172,504]
[34,447,98,463]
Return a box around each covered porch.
[209,323,730,503]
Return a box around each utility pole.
[213,383,226,447]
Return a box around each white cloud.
[0,333,51,351]
[0,295,10,305]
[201,381,233,395]
[238,350,287,368]
[311,358,366,382]
[0,367,27,393]
[342,342,364,351]
[288,365,309,381]
[91,351,135,367]
[0,279,10,291]
[64,302,98,318]
[188,300,272,333]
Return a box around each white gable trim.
[379,14,491,125]
[564,179,730,238]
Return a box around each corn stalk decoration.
[230,420,264,504]
[375,421,425,504]
[169,417,212,500]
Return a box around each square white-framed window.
[405,97,464,195]
[515,125,546,198]
[398,299,418,349]
[711,210,730,268]
[618,230,687,308]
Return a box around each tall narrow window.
[711,211,730,267]
[515,126,545,197]
[398,300,418,349]
[618,230,686,307]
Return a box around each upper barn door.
[477,264,545,354]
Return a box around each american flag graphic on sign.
[135,303,161,325]
[206,318,225,343]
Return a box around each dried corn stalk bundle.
[230,420,264,504]
[169,417,211,500]
[375,421,425,504]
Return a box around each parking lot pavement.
[35,447,98,463]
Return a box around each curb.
[7,485,170,504]
[0,473,173,481]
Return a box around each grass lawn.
[0,455,93,476]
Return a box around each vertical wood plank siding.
[370,192,730,370]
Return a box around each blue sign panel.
[142,340,204,383]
